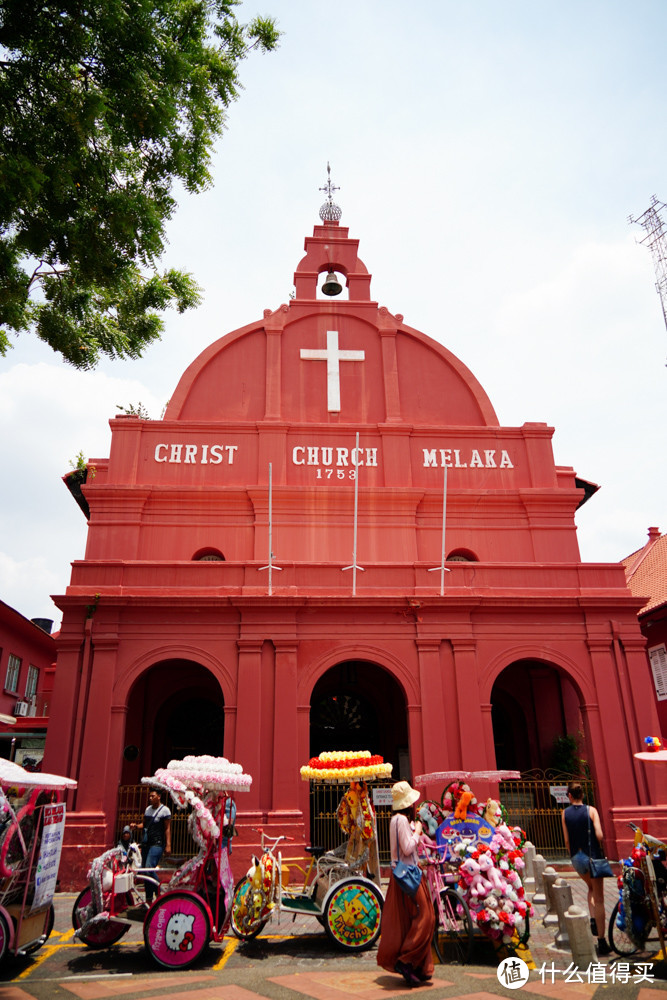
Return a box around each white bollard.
[564,904,598,969]
[552,877,574,948]
[532,854,547,905]
[522,842,536,892]
[543,866,558,927]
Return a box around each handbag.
[587,807,614,878]
[392,859,422,897]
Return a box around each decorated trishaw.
[72,755,251,968]
[414,770,532,950]
[230,750,390,950]
[0,759,77,963]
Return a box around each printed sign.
[31,803,66,912]
[372,788,393,807]
[549,785,570,805]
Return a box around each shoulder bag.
[391,816,422,897]
[587,806,614,878]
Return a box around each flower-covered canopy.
[300,750,392,783]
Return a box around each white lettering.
[226,445,238,464]
[170,443,183,463]
[336,448,349,466]
[440,449,452,467]
[307,446,319,465]
[184,444,197,464]
[366,448,377,467]
[484,450,496,467]
[470,450,483,468]
[209,444,224,464]
[351,448,364,467]
[423,449,438,467]
[201,444,208,464]
[454,449,467,468]
[500,450,514,468]
[155,444,168,463]
[293,446,305,466]
[321,447,333,466]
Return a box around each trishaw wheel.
[71,888,129,948]
[0,911,9,963]
[323,878,383,951]
[608,901,639,955]
[22,903,55,955]
[230,877,269,940]
[433,887,474,964]
[144,890,211,969]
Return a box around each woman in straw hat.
[377,780,434,987]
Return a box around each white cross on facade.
[300,330,365,412]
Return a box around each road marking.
[213,937,239,970]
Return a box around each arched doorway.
[491,659,593,858]
[309,660,408,774]
[121,659,225,783]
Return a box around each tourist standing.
[561,781,610,955]
[132,788,171,904]
[377,780,435,987]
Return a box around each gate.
[499,771,597,859]
[310,778,394,865]
[116,785,198,857]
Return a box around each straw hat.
[391,780,420,811]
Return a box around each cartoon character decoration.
[418,800,444,837]
[165,911,196,952]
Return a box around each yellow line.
[213,937,239,970]
[16,943,61,980]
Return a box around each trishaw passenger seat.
[305,846,326,857]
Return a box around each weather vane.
[319,162,342,222]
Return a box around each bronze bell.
[321,270,343,296]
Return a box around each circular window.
[193,548,225,561]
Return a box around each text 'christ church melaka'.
[44,178,666,886]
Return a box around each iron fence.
[116,785,198,857]
[310,778,394,865]
[499,771,596,859]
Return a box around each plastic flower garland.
[163,755,252,792]
[300,750,392,782]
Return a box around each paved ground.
[0,873,665,1000]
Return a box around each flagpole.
[259,462,282,595]
[428,463,449,596]
[343,432,365,595]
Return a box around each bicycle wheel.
[230,877,269,940]
[608,901,639,956]
[433,887,474,964]
[71,887,129,949]
[22,903,54,955]
[323,878,383,951]
[144,890,211,969]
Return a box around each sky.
[1,0,666,629]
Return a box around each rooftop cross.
[300,330,365,412]
[319,162,342,222]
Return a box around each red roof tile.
[622,528,667,615]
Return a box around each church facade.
[44,203,666,885]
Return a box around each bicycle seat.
[305,846,326,857]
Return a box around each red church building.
[44,189,667,885]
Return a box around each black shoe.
[597,938,611,956]
[590,917,598,936]
[395,961,421,987]
[415,969,432,982]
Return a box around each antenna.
[629,195,667,360]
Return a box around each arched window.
[192,548,225,561]
[446,548,478,562]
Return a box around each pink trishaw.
[0,759,77,963]
[72,755,251,969]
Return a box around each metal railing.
[116,785,198,857]
[499,771,596,859]
[310,778,394,865]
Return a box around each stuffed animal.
[459,857,489,899]
[477,852,506,892]
[483,798,502,827]
[418,801,440,838]
[454,790,473,821]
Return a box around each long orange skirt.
[377,876,435,976]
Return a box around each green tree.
[0,0,279,368]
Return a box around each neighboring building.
[623,527,667,734]
[0,601,55,768]
[44,200,667,886]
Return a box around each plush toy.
[459,857,489,899]
[483,798,502,827]
[454,790,474,821]
[477,851,506,892]
[418,801,441,838]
